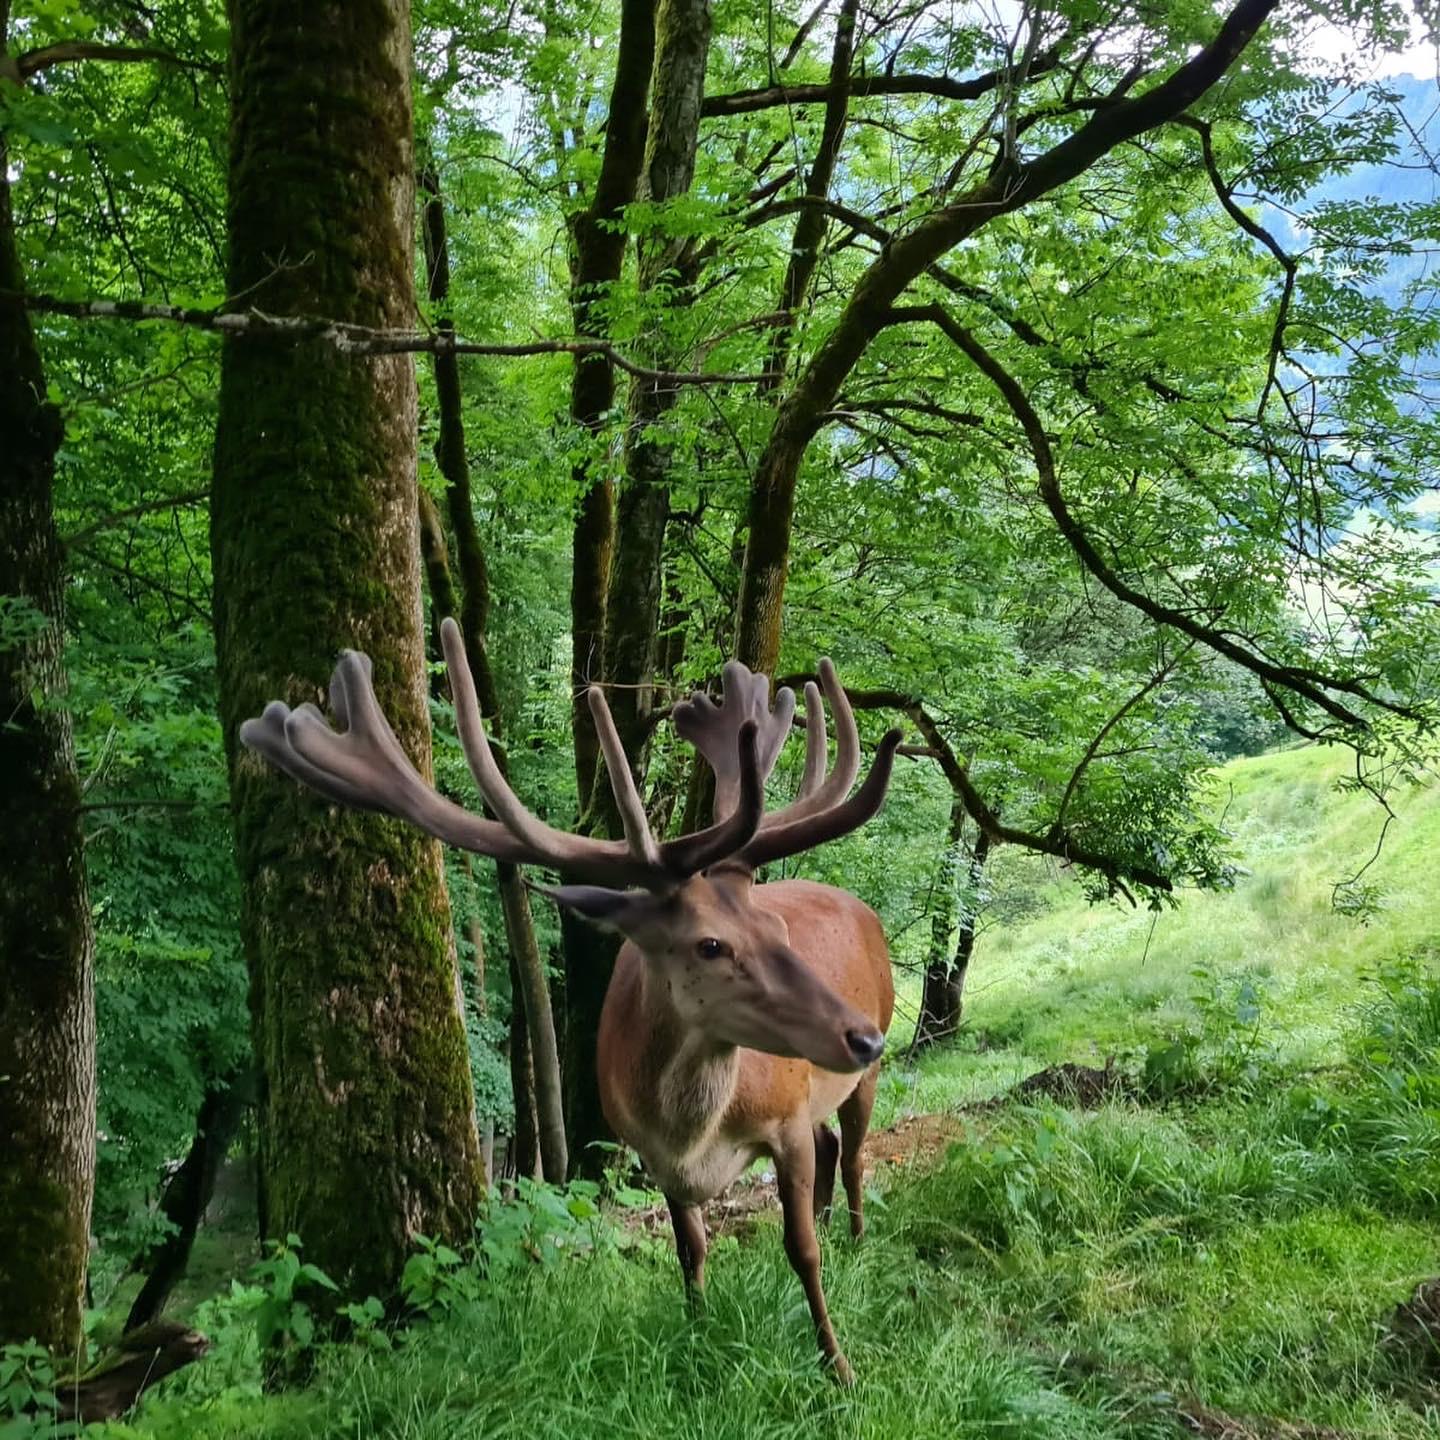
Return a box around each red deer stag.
[240,619,902,1382]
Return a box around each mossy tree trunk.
[211,0,481,1299]
[565,0,657,806]
[555,0,657,1172]
[0,88,96,1355]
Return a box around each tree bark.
[418,166,568,1182]
[552,0,657,1174]
[0,76,96,1354]
[210,0,482,1300]
[913,822,992,1050]
[507,963,541,1181]
[757,0,857,397]
[566,0,658,803]
[563,0,713,1176]
[126,1074,249,1331]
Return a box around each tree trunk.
[126,1073,249,1331]
[758,0,858,397]
[913,823,992,1049]
[418,167,567,1183]
[554,0,655,1172]
[563,0,713,1175]
[0,102,96,1355]
[211,0,481,1300]
[566,0,657,803]
[507,961,541,1181]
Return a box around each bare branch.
[16,41,221,79]
[702,47,1063,116]
[62,489,208,550]
[1,292,777,387]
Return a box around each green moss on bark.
[211,0,481,1299]
[0,120,96,1354]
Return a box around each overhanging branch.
[2,292,776,388]
[15,42,222,79]
[701,47,1063,117]
[774,674,1174,893]
[894,301,1415,732]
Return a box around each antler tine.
[241,701,389,814]
[587,684,662,866]
[796,680,826,802]
[439,619,649,879]
[672,661,794,822]
[738,727,904,870]
[659,719,764,874]
[243,657,534,862]
[755,657,861,832]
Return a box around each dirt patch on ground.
[1384,1276,1440,1360]
[1379,1276,1440,1405]
[864,1109,971,1169]
[1004,1058,1133,1108]
[1176,1402,1354,1439]
[621,1060,1136,1238]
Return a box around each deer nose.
[844,1027,885,1066]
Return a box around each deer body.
[599,879,892,1205]
[241,626,903,1383]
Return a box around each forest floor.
[113,743,1440,1439]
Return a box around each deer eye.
[696,937,728,960]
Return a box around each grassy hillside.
[881,741,1440,1121]
[83,744,1440,1439]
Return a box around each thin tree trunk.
[418,167,568,1182]
[555,4,656,1166]
[913,823,992,1049]
[508,963,541,1181]
[567,0,658,804]
[757,0,858,398]
[0,64,96,1352]
[211,0,481,1300]
[598,0,711,777]
[416,498,494,1184]
[126,1073,248,1331]
[563,0,713,1177]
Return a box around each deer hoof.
[828,1352,855,1387]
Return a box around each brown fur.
[595,875,893,1382]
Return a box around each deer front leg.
[774,1131,853,1385]
[813,1122,839,1224]
[837,1063,878,1239]
[666,1195,708,1313]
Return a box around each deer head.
[240,620,902,1072]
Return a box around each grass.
[97,742,1440,1439]
[880,741,1440,1115]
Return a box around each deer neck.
[633,961,740,1154]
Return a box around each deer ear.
[529,882,654,932]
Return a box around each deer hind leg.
[837,1063,878,1239]
[813,1122,839,1224]
[775,1131,853,1385]
[666,1195,708,1313]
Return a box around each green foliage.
[70,630,246,1274]
[1140,966,1278,1100]
[0,1342,77,1440]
